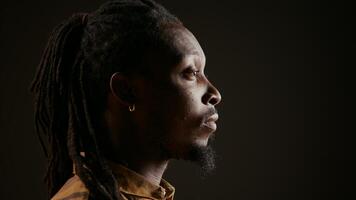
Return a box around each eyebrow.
[181,49,205,60]
[190,50,200,56]
[191,49,206,61]
[190,50,206,64]
[172,48,206,67]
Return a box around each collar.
[107,161,175,200]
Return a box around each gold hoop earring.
[129,104,135,112]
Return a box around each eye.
[182,67,200,80]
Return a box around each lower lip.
[202,121,217,131]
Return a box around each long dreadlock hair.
[30,0,182,199]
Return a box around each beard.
[153,126,218,176]
[156,135,217,176]
[172,133,217,177]
[159,140,217,177]
[186,141,217,177]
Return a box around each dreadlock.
[30,0,182,199]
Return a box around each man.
[31,0,221,199]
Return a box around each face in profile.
[128,25,221,172]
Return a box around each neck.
[105,104,170,186]
[125,159,169,186]
[108,154,169,186]
[107,145,170,186]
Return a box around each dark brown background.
[0,0,353,199]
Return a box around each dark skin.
[105,25,221,186]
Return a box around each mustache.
[202,107,218,121]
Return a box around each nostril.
[209,96,218,106]
[209,87,221,106]
[203,80,222,106]
[203,84,222,106]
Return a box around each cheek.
[163,86,199,121]
[163,90,204,142]
[136,77,205,143]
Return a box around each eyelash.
[183,68,201,79]
[191,70,200,76]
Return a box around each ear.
[109,72,136,106]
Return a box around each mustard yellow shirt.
[51,162,175,200]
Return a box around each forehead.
[162,25,206,62]
[140,26,206,77]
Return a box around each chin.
[169,135,215,175]
[194,138,209,147]
[161,133,217,175]
[185,141,217,176]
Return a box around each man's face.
[132,26,221,168]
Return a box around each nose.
[202,81,222,106]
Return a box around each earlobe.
[109,72,136,106]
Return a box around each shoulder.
[51,175,89,200]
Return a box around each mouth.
[202,113,219,131]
